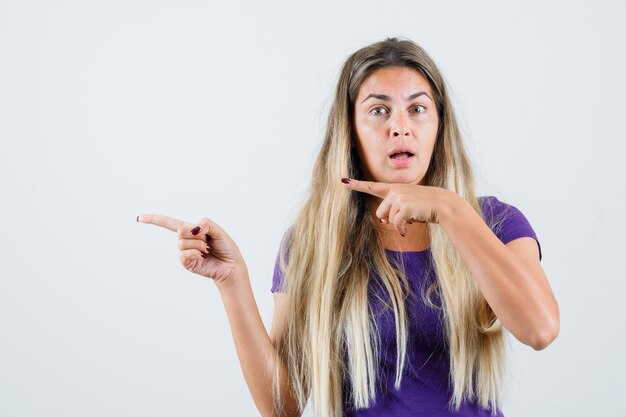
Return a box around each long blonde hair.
[272,37,507,417]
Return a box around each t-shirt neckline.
[384,247,431,255]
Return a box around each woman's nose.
[392,127,410,137]
[390,113,411,137]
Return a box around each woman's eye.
[411,105,426,114]
[370,107,388,116]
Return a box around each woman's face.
[353,66,439,185]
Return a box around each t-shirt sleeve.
[271,250,286,293]
[479,195,543,261]
[271,227,293,293]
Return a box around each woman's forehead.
[357,67,432,101]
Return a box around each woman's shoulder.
[478,194,511,211]
[477,195,542,261]
[477,195,524,222]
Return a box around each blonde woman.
[138,37,559,417]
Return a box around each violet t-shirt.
[271,196,542,417]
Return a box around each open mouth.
[389,152,414,160]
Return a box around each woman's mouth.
[389,152,414,167]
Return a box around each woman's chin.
[367,169,423,184]
[383,173,423,184]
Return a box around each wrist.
[437,188,465,225]
[215,260,249,293]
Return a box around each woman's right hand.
[137,214,245,286]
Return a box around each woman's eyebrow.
[360,91,432,104]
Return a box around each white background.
[1,0,625,416]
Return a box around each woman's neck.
[376,221,430,252]
[367,196,430,252]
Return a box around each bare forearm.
[438,191,559,349]
[216,264,299,417]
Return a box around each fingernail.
[205,233,211,242]
[379,218,383,223]
[341,178,351,184]
[206,245,211,252]
[201,252,208,259]
[191,226,201,235]
[136,216,140,222]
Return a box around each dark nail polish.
[341,178,351,184]
[136,216,139,222]
[191,226,201,235]
[206,245,211,252]
[205,233,211,242]
[201,252,208,259]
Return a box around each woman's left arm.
[340,178,559,350]
[437,190,560,350]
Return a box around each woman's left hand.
[340,177,453,236]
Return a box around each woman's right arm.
[217,265,300,417]
[137,214,299,417]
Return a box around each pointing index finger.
[341,178,390,199]
[137,214,187,232]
